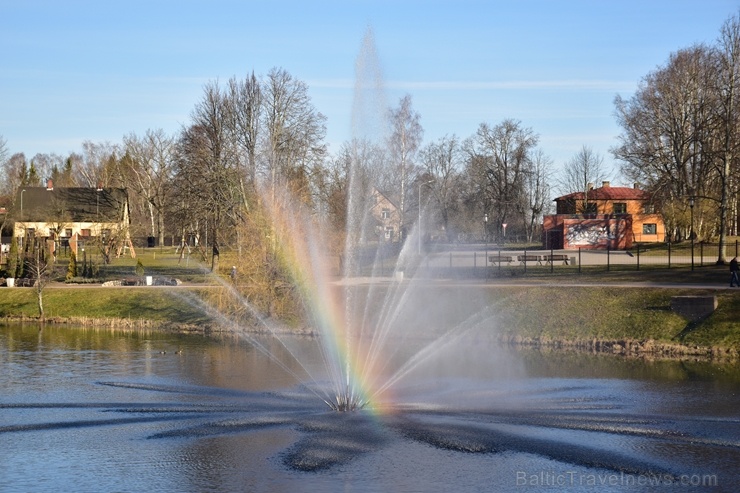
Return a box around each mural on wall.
[565,222,615,247]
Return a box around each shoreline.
[3,314,738,362]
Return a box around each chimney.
[46,179,53,191]
[96,182,103,192]
[633,182,640,189]
[587,182,594,190]
[602,181,610,188]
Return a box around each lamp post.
[484,213,489,256]
[689,197,695,271]
[418,180,434,254]
[19,189,26,251]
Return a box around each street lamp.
[483,213,489,254]
[418,180,434,254]
[19,189,26,251]
[689,197,695,271]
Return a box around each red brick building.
[543,182,665,250]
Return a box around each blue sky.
[2,1,738,180]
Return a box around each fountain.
[177,27,494,415]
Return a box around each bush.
[135,259,145,277]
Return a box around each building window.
[381,208,390,220]
[81,229,91,237]
[643,223,657,235]
[643,204,655,214]
[65,229,72,237]
[384,227,393,239]
[584,202,597,213]
[613,203,627,214]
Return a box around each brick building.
[543,181,665,250]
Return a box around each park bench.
[122,277,142,286]
[543,254,570,265]
[488,255,514,265]
[517,254,543,265]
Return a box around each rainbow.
[265,192,390,413]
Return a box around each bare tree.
[0,135,8,169]
[613,45,717,240]
[26,236,53,318]
[227,72,262,194]
[711,11,740,263]
[175,81,238,270]
[75,141,121,187]
[560,145,610,212]
[521,149,553,242]
[263,67,327,207]
[465,119,538,240]
[320,139,383,240]
[30,153,66,186]
[122,129,176,246]
[387,95,423,239]
[419,134,463,237]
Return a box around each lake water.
[1,323,738,492]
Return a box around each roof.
[372,188,400,209]
[15,186,129,223]
[555,186,651,202]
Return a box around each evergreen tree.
[66,251,77,280]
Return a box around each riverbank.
[1,280,738,360]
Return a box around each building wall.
[547,190,666,249]
[563,216,632,249]
[370,189,401,241]
[13,221,124,239]
[629,213,666,243]
[544,215,634,250]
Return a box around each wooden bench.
[488,255,513,265]
[543,254,570,265]
[517,254,543,265]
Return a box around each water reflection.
[1,323,738,492]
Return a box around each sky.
[2,0,739,182]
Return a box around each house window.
[643,223,657,235]
[613,203,627,214]
[81,229,91,237]
[65,229,72,237]
[384,227,393,239]
[584,202,597,213]
[643,204,655,214]
[381,208,390,220]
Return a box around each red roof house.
[543,181,665,250]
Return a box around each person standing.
[730,256,739,287]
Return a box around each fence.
[406,240,740,279]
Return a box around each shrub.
[135,259,145,277]
[66,251,78,280]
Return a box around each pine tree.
[66,251,77,280]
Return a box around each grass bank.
[2,245,739,358]
[486,286,740,358]
[0,287,214,331]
